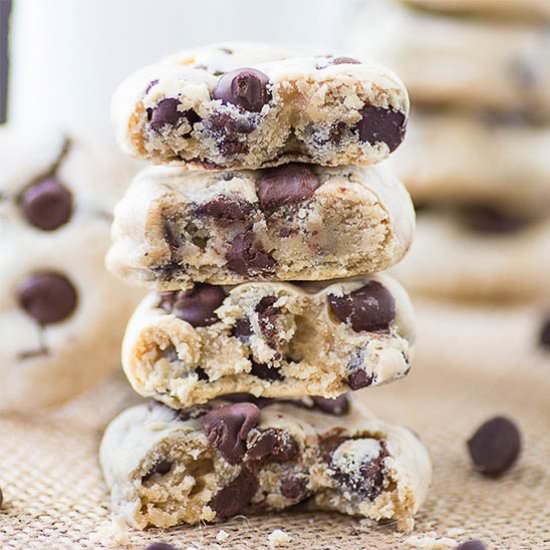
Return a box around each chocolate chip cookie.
[122,274,414,408]
[113,42,409,169]
[107,162,414,289]
[100,397,431,530]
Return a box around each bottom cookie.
[100,396,431,531]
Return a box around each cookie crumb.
[268,529,292,547]
[216,530,230,542]
[405,534,457,549]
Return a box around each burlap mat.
[1,310,549,550]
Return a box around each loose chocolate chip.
[250,361,284,381]
[311,395,350,416]
[467,416,521,477]
[159,284,226,327]
[142,459,173,483]
[255,296,281,345]
[145,543,178,550]
[194,196,253,227]
[226,231,276,276]
[20,177,73,231]
[539,316,550,350]
[257,164,321,210]
[328,281,396,332]
[202,402,261,464]
[347,369,373,390]
[148,98,200,133]
[246,428,299,465]
[280,475,308,500]
[212,68,271,112]
[460,205,529,234]
[455,540,487,550]
[231,317,253,341]
[209,467,258,518]
[18,272,77,325]
[357,105,406,152]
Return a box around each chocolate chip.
[231,317,253,341]
[250,361,284,381]
[195,367,209,381]
[311,395,350,416]
[148,98,200,133]
[255,296,281,345]
[329,57,361,66]
[460,205,529,234]
[257,164,321,210]
[202,402,261,464]
[20,177,73,231]
[467,416,521,477]
[159,284,226,327]
[246,428,299,465]
[280,475,308,500]
[194,196,253,227]
[539,316,550,350]
[204,112,254,156]
[455,541,487,550]
[212,68,271,112]
[209,467,258,518]
[226,231,276,276]
[145,543,178,550]
[347,369,373,390]
[328,281,395,332]
[18,272,77,325]
[142,459,173,483]
[162,219,180,253]
[357,105,406,152]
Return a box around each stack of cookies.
[100,43,431,532]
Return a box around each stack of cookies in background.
[351,0,550,373]
[100,43,431,532]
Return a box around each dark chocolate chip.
[539,316,550,350]
[250,361,284,381]
[212,68,271,112]
[201,402,261,465]
[145,543,178,550]
[195,367,209,381]
[246,428,299,465]
[328,280,396,332]
[17,272,77,325]
[330,439,388,500]
[467,416,521,477]
[255,296,281,345]
[347,369,373,390]
[257,164,321,210]
[20,178,73,231]
[280,475,308,500]
[455,541,487,550]
[142,459,173,483]
[204,112,254,156]
[194,196,253,227]
[208,467,258,518]
[460,205,529,234]
[226,231,276,276]
[231,318,253,341]
[175,403,211,422]
[162,219,180,253]
[159,284,226,327]
[148,98,200,133]
[357,105,406,152]
[311,395,350,416]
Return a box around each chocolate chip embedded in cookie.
[212,68,272,113]
[144,543,178,550]
[467,416,521,477]
[455,540,487,550]
[357,106,407,153]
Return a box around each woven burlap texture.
[1,318,549,550]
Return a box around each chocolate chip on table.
[460,205,529,234]
[20,177,73,230]
[356,105,406,152]
[148,98,200,133]
[201,402,261,464]
[257,164,321,210]
[18,272,77,325]
[226,231,276,276]
[280,475,308,500]
[455,540,487,550]
[539,316,550,350]
[159,284,226,327]
[144,543,178,550]
[194,196,253,227]
[246,428,299,464]
[209,467,258,518]
[328,280,396,332]
[212,68,271,112]
[347,369,373,390]
[467,416,521,477]
[142,459,173,483]
[250,361,284,381]
[311,395,350,416]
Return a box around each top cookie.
[113,42,409,169]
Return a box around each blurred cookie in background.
[0,127,142,412]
